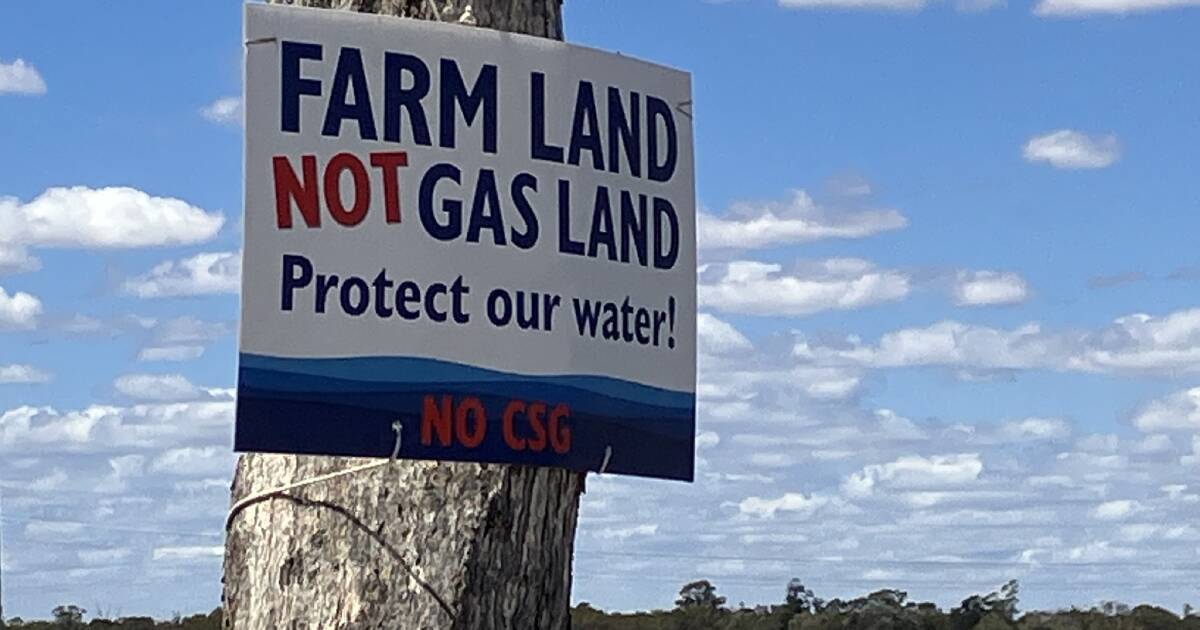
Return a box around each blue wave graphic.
[239,353,693,410]
[235,353,696,481]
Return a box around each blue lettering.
[567,81,605,170]
[383,52,432,146]
[419,163,463,241]
[322,47,377,140]
[281,254,313,310]
[466,169,506,246]
[439,59,497,153]
[647,96,678,183]
[557,179,584,256]
[280,42,323,133]
[530,72,564,163]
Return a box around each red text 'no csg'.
[420,394,572,454]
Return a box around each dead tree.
[222,2,581,628]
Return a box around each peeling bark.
[223,2,578,628]
[269,0,563,39]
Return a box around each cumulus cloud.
[953,271,1029,306]
[1091,499,1143,521]
[78,548,133,566]
[1035,0,1200,14]
[698,190,906,250]
[843,454,983,498]
[802,307,1200,376]
[0,187,223,249]
[699,259,910,316]
[138,345,206,362]
[135,316,233,362]
[0,399,233,454]
[1132,387,1200,432]
[0,286,42,330]
[697,313,753,356]
[152,546,224,562]
[595,524,659,540]
[807,321,1057,370]
[201,96,242,125]
[150,446,235,477]
[996,417,1070,442]
[0,244,40,275]
[0,59,46,95]
[123,251,241,298]
[94,455,147,494]
[0,364,50,384]
[114,374,203,402]
[739,492,831,518]
[1023,130,1120,169]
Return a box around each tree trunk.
[223,2,579,629]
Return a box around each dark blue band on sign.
[234,353,696,481]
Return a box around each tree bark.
[223,2,579,629]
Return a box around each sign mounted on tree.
[236,4,697,481]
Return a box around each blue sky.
[2,0,1200,621]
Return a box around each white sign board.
[237,4,696,481]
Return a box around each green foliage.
[7,589,1196,630]
[573,578,1191,630]
[5,608,221,630]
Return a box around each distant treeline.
[573,579,1200,630]
[0,605,220,629]
[4,580,1198,629]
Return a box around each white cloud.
[147,316,233,346]
[1057,541,1137,563]
[79,548,133,566]
[1035,0,1200,14]
[739,492,830,518]
[1091,499,1143,520]
[150,446,235,477]
[0,59,46,95]
[0,400,233,453]
[24,520,85,540]
[697,313,753,355]
[114,374,202,402]
[750,452,799,468]
[1134,434,1174,455]
[595,524,659,540]
[0,364,50,383]
[699,259,910,316]
[0,187,223,249]
[698,190,906,250]
[1184,436,1200,466]
[138,345,206,362]
[201,96,242,125]
[804,307,1200,376]
[133,317,231,363]
[0,244,40,274]
[843,454,983,498]
[29,468,68,492]
[954,270,1029,306]
[696,431,721,449]
[813,321,1055,370]
[0,286,41,330]
[123,251,241,298]
[1132,387,1200,432]
[94,455,147,493]
[997,417,1070,442]
[152,546,224,562]
[1023,130,1120,169]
